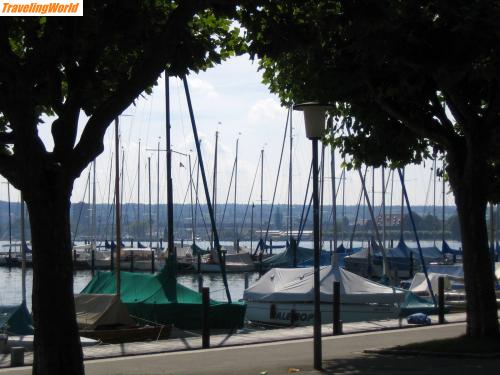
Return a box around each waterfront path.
[0,314,492,375]
[2,320,498,374]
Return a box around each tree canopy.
[0,0,242,190]
[0,3,243,373]
[238,0,500,338]
[239,0,500,178]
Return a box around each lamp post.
[294,102,330,370]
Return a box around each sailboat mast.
[330,122,337,254]
[260,148,264,246]
[195,153,200,244]
[357,166,389,278]
[92,160,96,250]
[88,170,91,241]
[433,159,437,245]
[157,140,160,248]
[20,193,26,304]
[211,131,219,249]
[490,204,495,252]
[189,154,195,244]
[137,140,141,243]
[442,160,446,244]
[114,117,122,296]
[165,75,174,259]
[389,169,394,245]
[120,149,124,229]
[289,108,293,239]
[382,167,386,248]
[400,168,405,239]
[251,202,254,250]
[7,182,11,259]
[182,76,231,302]
[234,138,239,251]
[148,156,152,249]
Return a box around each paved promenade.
[0,311,468,368]
[2,321,499,374]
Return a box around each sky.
[0,54,455,211]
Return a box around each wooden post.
[258,252,263,277]
[91,249,95,276]
[202,287,210,348]
[73,248,77,266]
[181,238,184,248]
[270,239,273,255]
[198,273,203,293]
[10,347,24,367]
[438,276,445,324]
[333,281,342,335]
[244,272,249,290]
[130,250,134,272]
[151,249,155,274]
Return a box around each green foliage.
[0,1,242,187]
[238,0,500,179]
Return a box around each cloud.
[187,77,220,101]
[247,98,286,125]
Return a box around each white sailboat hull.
[245,301,401,326]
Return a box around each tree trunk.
[25,183,84,374]
[448,148,499,338]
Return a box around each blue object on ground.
[407,312,431,325]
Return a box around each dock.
[0,312,466,368]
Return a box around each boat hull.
[245,301,400,327]
[79,324,171,344]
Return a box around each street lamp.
[294,102,331,371]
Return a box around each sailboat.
[0,196,34,336]
[76,118,171,343]
[244,265,405,326]
[80,75,245,330]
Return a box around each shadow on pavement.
[319,353,500,374]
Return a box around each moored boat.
[243,265,406,326]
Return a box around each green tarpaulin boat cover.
[81,268,246,330]
[0,302,34,335]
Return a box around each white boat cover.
[74,294,135,330]
[427,264,464,278]
[409,272,462,294]
[243,266,405,304]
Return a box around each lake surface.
[0,239,462,310]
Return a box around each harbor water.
[0,240,462,311]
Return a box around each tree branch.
[436,76,481,132]
[51,82,81,162]
[429,91,455,133]
[375,98,458,149]
[67,0,204,179]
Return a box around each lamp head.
[294,102,332,139]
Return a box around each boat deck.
[0,312,467,368]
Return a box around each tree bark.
[25,180,84,375]
[447,147,499,338]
